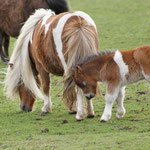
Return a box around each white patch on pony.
[41,12,54,27]
[41,11,55,35]
[100,86,120,122]
[42,95,52,113]
[45,22,51,35]
[53,11,97,73]
[113,50,129,81]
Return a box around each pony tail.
[4,9,54,99]
[62,15,99,111]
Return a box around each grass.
[1,0,150,149]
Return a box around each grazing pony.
[73,45,150,122]
[0,0,69,62]
[4,9,99,121]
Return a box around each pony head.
[18,84,35,111]
[73,66,98,100]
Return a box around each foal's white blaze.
[52,11,97,72]
[113,50,129,81]
[42,95,52,113]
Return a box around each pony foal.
[73,45,150,122]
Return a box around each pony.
[0,0,69,62]
[73,45,150,122]
[4,9,99,121]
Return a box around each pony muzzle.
[20,104,32,112]
[85,93,95,100]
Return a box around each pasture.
[0,0,150,149]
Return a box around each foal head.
[73,66,98,100]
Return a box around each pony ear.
[76,66,82,74]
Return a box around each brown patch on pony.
[134,45,150,75]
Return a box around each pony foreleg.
[100,86,120,122]
[86,100,95,118]
[0,32,8,62]
[4,34,9,58]
[76,87,85,121]
[116,86,126,119]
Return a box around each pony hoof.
[76,118,84,122]
[100,119,107,123]
[41,111,49,115]
[69,111,77,114]
[87,115,94,118]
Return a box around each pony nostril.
[20,104,32,112]
[85,94,95,100]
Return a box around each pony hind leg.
[116,86,126,119]
[37,66,52,113]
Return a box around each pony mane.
[62,15,99,110]
[76,50,115,67]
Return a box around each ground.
[0,0,150,149]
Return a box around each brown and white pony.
[0,0,69,62]
[73,45,150,122]
[4,9,99,121]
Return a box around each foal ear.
[76,66,82,74]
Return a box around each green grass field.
[1,0,150,149]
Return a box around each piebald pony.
[4,9,99,121]
[73,45,150,122]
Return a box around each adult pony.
[73,45,150,122]
[0,0,69,62]
[5,9,99,121]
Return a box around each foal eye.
[82,81,87,87]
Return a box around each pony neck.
[81,54,112,82]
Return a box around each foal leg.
[100,85,120,122]
[116,86,126,119]
[76,87,85,121]
[86,100,95,118]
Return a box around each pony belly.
[122,72,144,85]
